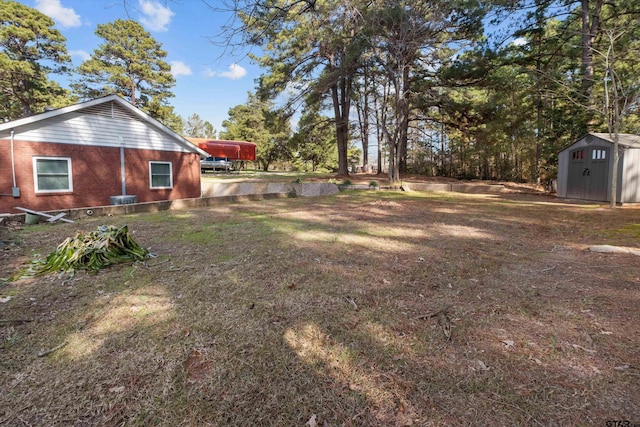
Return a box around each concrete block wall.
[404,182,506,194]
[201,182,339,198]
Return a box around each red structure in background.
[187,138,257,161]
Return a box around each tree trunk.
[398,67,410,174]
[534,2,544,184]
[581,0,603,131]
[331,75,351,176]
[440,119,446,176]
[386,128,399,183]
[18,79,31,117]
[374,80,387,175]
[130,78,137,107]
[355,97,370,170]
[386,65,410,184]
[361,66,370,169]
[611,133,619,208]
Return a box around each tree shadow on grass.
[1,192,639,425]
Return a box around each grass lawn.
[1,190,638,426]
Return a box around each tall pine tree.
[0,0,74,119]
[72,19,179,127]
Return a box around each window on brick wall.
[149,161,173,189]
[33,157,73,193]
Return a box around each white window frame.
[149,161,173,189]
[32,156,73,193]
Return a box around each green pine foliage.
[0,0,75,119]
[291,109,338,172]
[220,92,293,171]
[71,19,179,128]
[184,113,217,139]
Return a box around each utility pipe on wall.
[119,136,126,196]
[10,130,20,197]
[10,130,16,188]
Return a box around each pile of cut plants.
[8,225,149,281]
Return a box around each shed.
[188,138,257,161]
[557,132,640,203]
[0,95,209,214]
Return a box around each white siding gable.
[9,101,192,153]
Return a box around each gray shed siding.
[621,147,640,203]
[558,133,639,203]
[557,136,596,198]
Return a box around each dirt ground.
[0,188,638,426]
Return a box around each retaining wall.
[403,182,506,194]
[201,181,340,198]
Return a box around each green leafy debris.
[10,225,149,281]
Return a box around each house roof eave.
[0,95,209,157]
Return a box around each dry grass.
[1,190,639,426]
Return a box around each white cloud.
[69,49,91,61]
[284,81,306,95]
[35,0,81,28]
[219,64,247,80]
[512,37,528,46]
[138,0,174,32]
[170,61,192,77]
[202,64,247,80]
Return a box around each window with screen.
[33,157,72,192]
[149,161,173,189]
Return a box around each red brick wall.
[0,141,14,210]
[0,140,201,214]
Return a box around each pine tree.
[72,19,178,126]
[0,0,74,119]
[220,93,292,171]
[184,113,217,139]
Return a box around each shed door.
[566,146,609,201]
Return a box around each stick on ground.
[38,341,68,357]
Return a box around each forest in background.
[2,0,640,183]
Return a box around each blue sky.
[25,0,262,134]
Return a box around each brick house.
[0,95,208,214]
